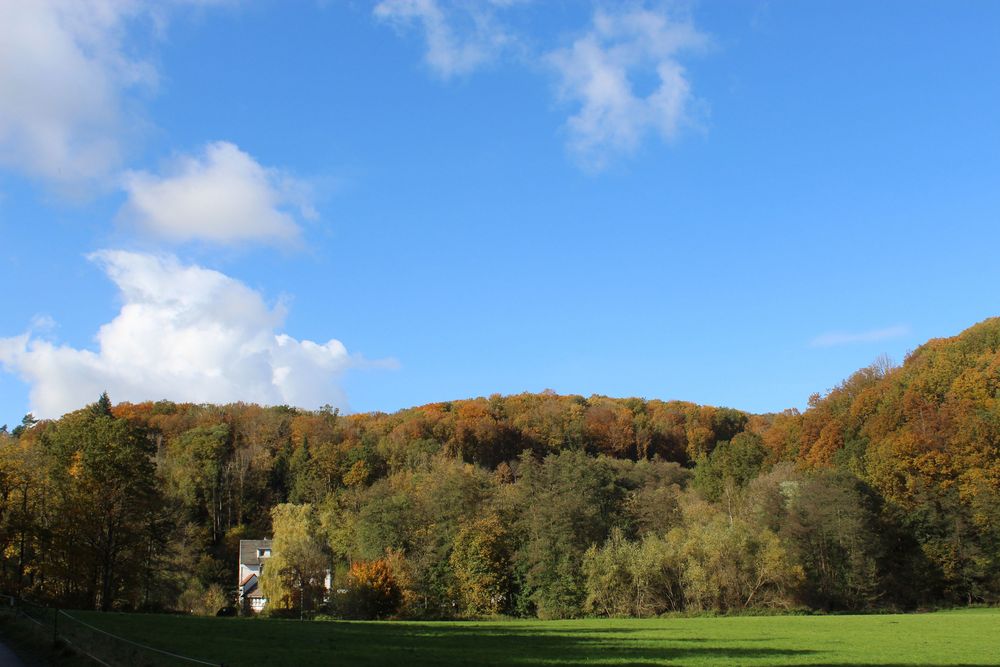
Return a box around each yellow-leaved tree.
[258,503,328,616]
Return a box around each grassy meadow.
[61,608,1000,666]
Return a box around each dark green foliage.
[288,437,325,504]
[621,460,688,537]
[163,424,229,540]
[91,392,114,418]
[511,451,625,619]
[781,471,883,610]
[10,413,36,439]
[40,397,162,610]
[693,431,768,502]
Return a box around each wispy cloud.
[372,1,709,170]
[373,0,518,79]
[809,325,911,348]
[547,7,707,170]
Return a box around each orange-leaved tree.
[346,558,401,619]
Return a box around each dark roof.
[239,539,273,567]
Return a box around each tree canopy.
[1,318,999,616]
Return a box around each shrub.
[334,559,402,619]
[178,582,228,616]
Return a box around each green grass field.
[56,608,1000,667]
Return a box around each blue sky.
[1,1,998,426]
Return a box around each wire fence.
[0,595,224,667]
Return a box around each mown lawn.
[66,608,1000,666]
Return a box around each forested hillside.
[1,319,998,618]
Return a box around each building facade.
[237,538,272,613]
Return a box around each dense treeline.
[1,318,999,617]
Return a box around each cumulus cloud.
[119,142,313,245]
[374,0,518,78]
[0,0,152,189]
[547,7,707,169]
[0,251,391,419]
[809,325,911,348]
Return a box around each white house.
[237,537,334,613]
[237,538,272,613]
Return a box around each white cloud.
[374,0,517,78]
[0,0,233,191]
[809,325,911,348]
[119,141,313,245]
[0,0,151,189]
[0,251,391,418]
[547,7,707,169]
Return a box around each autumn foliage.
[1,318,999,615]
[343,559,401,619]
